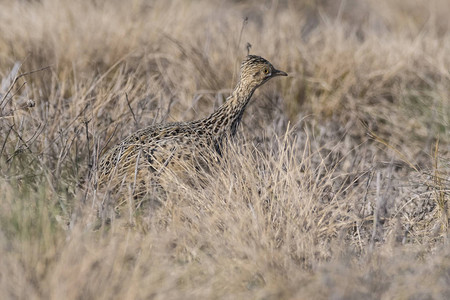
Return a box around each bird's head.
[239,55,287,90]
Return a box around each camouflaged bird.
[97,55,287,191]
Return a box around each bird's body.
[97,55,287,190]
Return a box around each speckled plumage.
[97,55,287,188]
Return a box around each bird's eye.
[264,68,269,74]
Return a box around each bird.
[97,55,287,194]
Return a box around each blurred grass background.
[0,0,449,299]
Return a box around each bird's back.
[97,120,216,189]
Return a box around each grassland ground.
[0,0,449,299]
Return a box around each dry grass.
[0,0,449,299]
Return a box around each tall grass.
[0,0,449,298]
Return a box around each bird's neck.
[200,80,256,138]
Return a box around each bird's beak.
[272,68,288,77]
